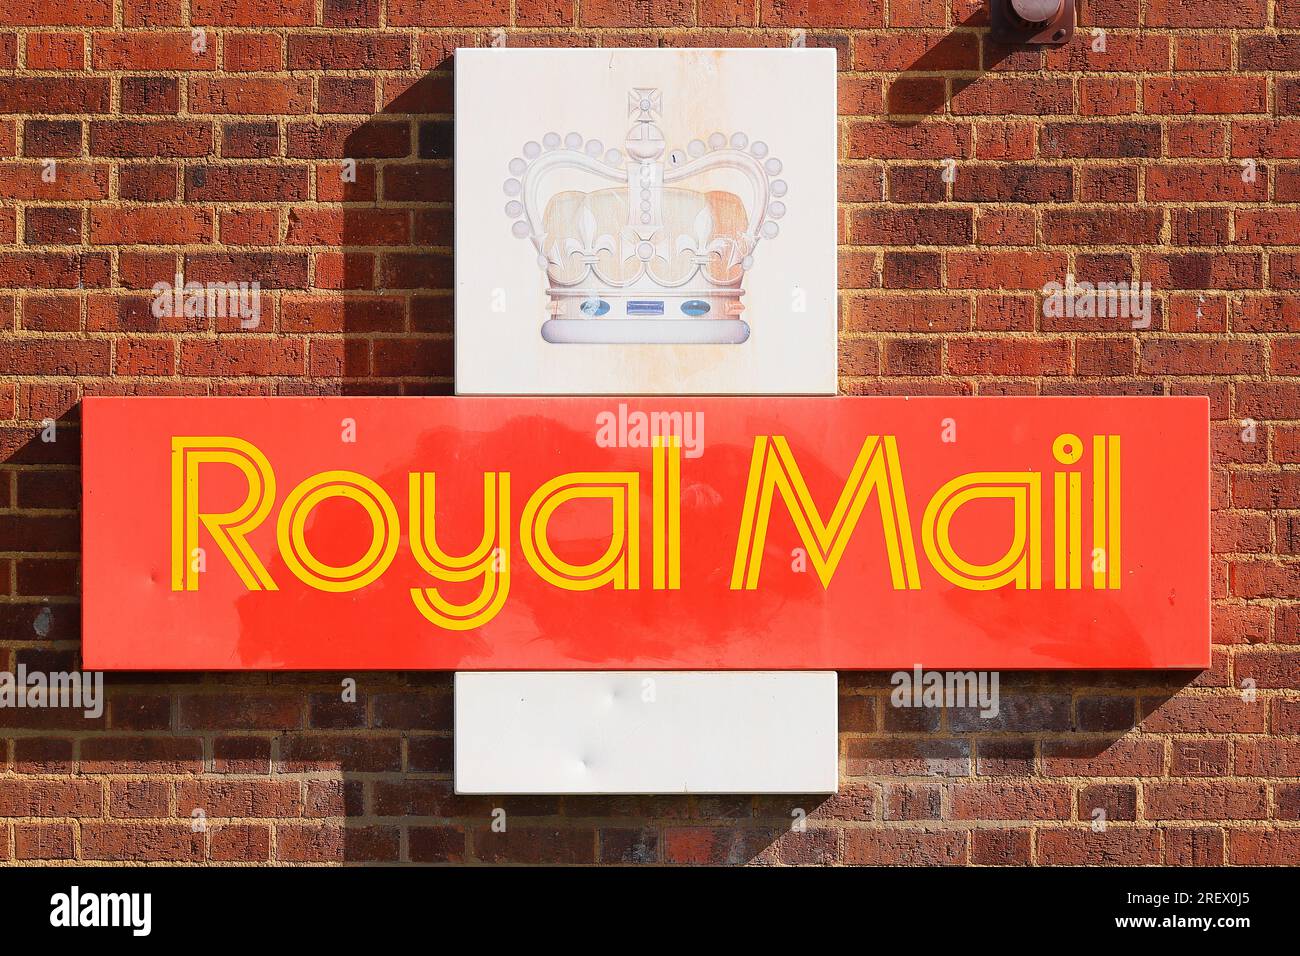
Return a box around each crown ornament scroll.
[502,87,789,344]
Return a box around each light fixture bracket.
[991,0,1075,46]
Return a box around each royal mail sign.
[82,396,1209,670]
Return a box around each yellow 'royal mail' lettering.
[921,472,1042,590]
[409,472,512,631]
[730,435,920,591]
[276,471,399,593]
[519,472,640,591]
[169,430,1121,632]
[171,436,278,592]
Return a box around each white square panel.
[454,47,838,395]
[455,671,838,794]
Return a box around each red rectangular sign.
[81,396,1209,670]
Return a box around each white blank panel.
[455,671,838,794]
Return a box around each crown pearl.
[543,132,561,149]
[503,178,521,196]
[585,139,603,157]
[508,157,526,175]
[730,132,749,149]
[750,141,768,158]
[707,132,726,149]
[523,140,541,159]
[771,179,788,197]
[687,139,706,158]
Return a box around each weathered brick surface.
[0,1,1296,865]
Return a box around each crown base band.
[540,318,751,345]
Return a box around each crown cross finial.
[626,87,665,163]
[628,88,662,120]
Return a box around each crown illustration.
[502,87,788,345]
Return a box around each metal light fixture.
[991,0,1075,45]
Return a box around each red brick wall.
[0,0,1296,865]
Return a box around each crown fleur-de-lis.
[676,207,733,264]
[565,206,616,263]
